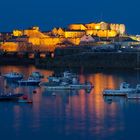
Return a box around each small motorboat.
[3,72,23,80]
[18,77,41,86]
[127,84,140,99]
[0,93,24,101]
[103,82,136,96]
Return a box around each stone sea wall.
[35,52,140,69]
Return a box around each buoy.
[22,95,28,100]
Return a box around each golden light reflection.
[88,73,123,94]
[0,65,126,136]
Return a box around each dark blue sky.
[0,0,139,34]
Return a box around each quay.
[1,48,140,70]
[0,50,53,65]
[35,50,140,69]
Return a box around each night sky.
[0,0,139,34]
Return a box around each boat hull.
[18,81,40,86]
[43,84,93,90]
[4,76,23,81]
[0,93,23,100]
[103,89,136,96]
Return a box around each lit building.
[1,42,18,51]
[80,35,96,45]
[1,21,127,52]
[13,30,23,37]
[68,24,87,30]
[64,30,85,38]
[97,30,118,37]
[110,24,125,35]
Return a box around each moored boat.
[103,82,136,96]
[18,77,41,86]
[40,71,93,90]
[42,84,93,90]
[47,71,77,83]
[0,93,24,100]
[3,72,23,80]
[126,84,140,99]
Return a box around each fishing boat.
[103,82,136,96]
[18,77,41,86]
[41,83,93,90]
[40,71,93,90]
[0,93,24,100]
[3,72,23,80]
[47,71,77,83]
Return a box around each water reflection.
[0,66,140,139]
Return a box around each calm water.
[0,66,140,140]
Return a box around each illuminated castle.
[1,21,126,51]
[67,22,125,37]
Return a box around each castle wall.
[68,24,87,30]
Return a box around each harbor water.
[0,65,140,140]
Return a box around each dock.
[35,51,140,69]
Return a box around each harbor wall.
[35,52,140,69]
[0,57,35,65]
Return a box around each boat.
[47,71,77,83]
[3,72,23,80]
[127,84,140,99]
[40,71,93,90]
[127,93,140,99]
[135,84,140,93]
[0,93,24,100]
[30,71,44,79]
[18,77,41,86]
[103,82,136,96]
[41,84,93,90]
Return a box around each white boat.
[127,93,140,99]
[103,82,136,96]
[18,77,41,86]
[127,84,140,99]
[3,72,23,80]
